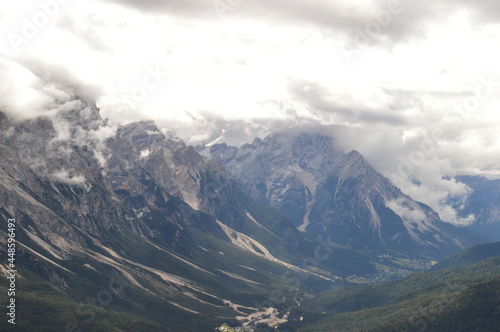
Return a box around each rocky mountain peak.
[335,150,379,183]
[118,121,186,153]
[344,149,363,160]
[207,130,483,258]
[0,110,9,127]
[55,100,104,130]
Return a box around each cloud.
[0,56,53,119]
[388,159,476,226]
[51,169,88,188]
[139,149,151,159]
[1,0,500,226]
[97,0,500,48]
[385,198,428,230]
[0,55,101,120]
[287,79,408,127]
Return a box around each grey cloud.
[287,79,408,127]
[100,0,370,32]
[56,14,113,53]
[0,55,101,121]
[99,0,212,16]
[369,0,500,43]
[157,112,321,147]
[25,59,101,100]
[338,0,500,48]
[99,0,499,48]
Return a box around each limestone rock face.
[206,132,485,259]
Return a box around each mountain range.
[0,100,495,330]
[204,132,486,261]
[457,176,500,241]
[280,241,500,332]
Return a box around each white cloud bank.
[1,0,500,225]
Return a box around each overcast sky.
[1,0,500,225]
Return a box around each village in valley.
[215,323,255,331]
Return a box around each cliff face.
[0,101,353,329]
[0,100,489,330]
[207,132,485,259]
[207,133,344,226]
